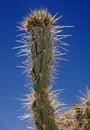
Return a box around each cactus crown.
[22,9,55,31]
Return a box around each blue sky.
[0,0,90,130]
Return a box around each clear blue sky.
[0,0,90,130]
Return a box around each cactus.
[15,8,90,130]
[54,88,90,130]
[69,88,90,130]
[15,9,70,130]
[77,88,90,130]
[22,10,58,130]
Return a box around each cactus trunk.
[16,9,61,130]
[30,23,58,130]
[31,26,52,93]
[16,9,70,130]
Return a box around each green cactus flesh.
[31,27,52,93]
[30,19,58,130]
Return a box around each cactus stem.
[16,9,71,130]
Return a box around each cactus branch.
[16,9,70,130]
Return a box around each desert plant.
[15,9,70,130]
[74,88,90,130]
[15,8,90,130]
[54,88,90,130]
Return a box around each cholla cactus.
[67,88,90,130]
[15,9,71,130]
[54,87,90,130]
[76,88,90,130]
[14,7,90,130]
[54,106,77,130]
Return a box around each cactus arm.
[16,9,70,130]
[20,9,59,130]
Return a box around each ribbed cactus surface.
[25,11,58,130]
[31,27,57,130]
[31,26,52,93]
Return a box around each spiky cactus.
[16,8,90,130]
[23,10,58,130]
[66,88,90,130]
[76,88,90,130]
[15,9,70,130]
[54,88,90,130]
